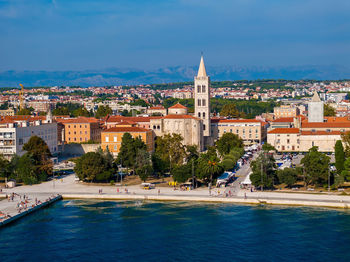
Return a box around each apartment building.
[101,126,154,156]
[58,117,101,143]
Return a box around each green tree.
[340,158,350,181]
[222,158,235,171]
[250,152,276,190]
[220,104,245,118]
[262,143,276,152]
[335,140,345,175]
[16,107,33,115]
[74,152,106,181]
[341,131,350,157]
[95,105,113,119]
[155,134,186,168]
[277,168,297,187]
[116,133,136,169]
[152,153,169,177]
[22,136,53,179]
[196,148,224,186]
[172,163,192,183]
[216,133,243,156]
[136,165,153,182]
[52,106,70,116]
[301,146,330,186]
[73,107,91,117]
[16,154,37,185]
[324,104,336,117]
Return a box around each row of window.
[67,124,88,129]
[68,137,89,142]
[197,99,206,107]
[198,112,206,118]
[219,128,259,134]
[197,85,206,93]
[68,131,88,135]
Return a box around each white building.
[0,115,58,158]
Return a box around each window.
[203,112,206,118]
[198,99,201,106]
[74,125,76,128]
[202,99,206,106]
[198,112,201,118]
[153,125,156,129]
[197,85,201,93]
[157,125,160,129]
[80,125,82,128]
[74,131,76,135]
[80,137,82,141]
[114,136,117,142]
[202,85,206,93]
[236,129,239,134]
[230,129,232,132]
[203,124,206,130]
[105,136,109,142]
[85,125,87,128]
[68,125,71,128]
[287,139,290,143]
[85,131,87,134]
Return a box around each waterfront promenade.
[2,174,350,209]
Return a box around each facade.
[101,126,154,156]
[0,116,58,158]
[58,117,101,143]
[0,109,15,117]
[308,91,324,123]
[168,103,188,115]
[211,119,267,145]
[267,128,341,152]
[274,105,300,118]
[194,56,211,138]
[147,106,167,116]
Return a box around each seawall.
[0,195,62,228]
[61,194,350,209]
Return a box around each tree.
[136,165,153,182]
[324,104,336,117]
[22,136,53,179]
[16,107,33,115]
[335,140,345,175]
[250,152,276,190]
[340,158,350,181]
[155,134,186,168]
[220,104,245,118]
[152,153,168,177]
[16,154,37,185]
[277,168,297,187]
[222,158,235,171]
[95,105,113,119]
[262,143,276,152]
[301,146,330,186]
[172,163,192,183]
[73,107,90,117]
[0,154,10,180]
[216,133,243,156]
[341,131,350,157]
[196,148,224,186]
[74,152,106,181]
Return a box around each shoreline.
[60,193,350,209]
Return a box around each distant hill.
[0,65,349,87]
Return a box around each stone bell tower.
[194,56,211,137]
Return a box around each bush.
[110,180,115,185]
[222,159,235,171]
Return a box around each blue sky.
[0,0,349,70]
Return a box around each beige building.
[147,106,167,116]
[0,108,15,117]
[211,119,267,145]
[274,105,300,118]
[267,128,341,152]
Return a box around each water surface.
[1,200,350,262]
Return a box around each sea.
[1,200,350,262]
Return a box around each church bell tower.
[194,56,211,137]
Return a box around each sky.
[0,0,349,71]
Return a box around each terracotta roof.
[272,116,306,123]
[149,106,165,110]
[106,116,162,123]
[268,128,300,134]
[218,119,262,123]
[57,117,99,124]
[115,120,137,125]
[163,114,199,120]
[301,130,342,135]
[324,116,350,123]
[102,126,151,133]
[302,122,350,128]
[169,103,187,109]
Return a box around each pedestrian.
[244,193,247,199]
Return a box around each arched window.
[198,99,201,106]
[202,99,206,106]
[202,85,206,93]
[198,112,201,117]
[203,124,206,131]
[197,85,201,93]
[157,125,160,129]
[203,112,206,118]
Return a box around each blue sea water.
[1,200,350,262]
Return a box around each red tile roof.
[149,106,165,110]
[302,122,350,128]
[301,130,342,135]
[163,114,199,120]
[57,117,99,124]
[268,128,300,134]
[169,103,187,109]
[272,116,306,123]
[103,127,151,133]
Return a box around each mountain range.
[0,65,349,87]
